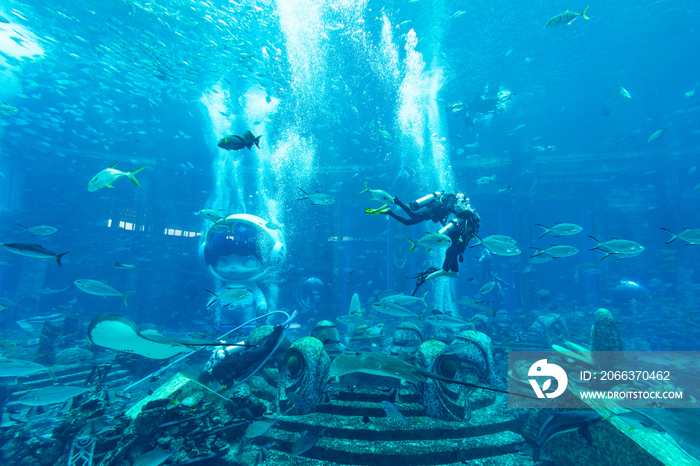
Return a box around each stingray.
[88,313,248,359]
[624,408,700,462]
[330,352,535,399]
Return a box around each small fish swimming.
[206,287,253,308]
[479,281,496,295]
[336,314,369,326]
[297,188,335,205]
[471,235,519,255]
[18,224,57,236]
[196,209,225,222]
[0,359,56,378]
[88,163,146,191]
[476,175,496,185]
[589,236,645,258]
[544,6,590,28]
[111,262,136,269]
[381,400,407,421]
[371,301,423,320]
[405,232,451,253]
[14,385,95,406]
[218,130,262,151]
[530,245,579,258]
[74,279,135,306]
[648,125,670,142]
[618,81,632,99]
[244,419,278,439]
[360,182,395,204]
[291,429,325,456]
[535,223,583,238]
[379,291,428,307]
[0,101,18,115]
[354,323,384,338]
[34,287,69,294]
[661,227,700,245]
[1,243,68,267]
[423,310,474,329]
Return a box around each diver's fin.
[365,205,391,215]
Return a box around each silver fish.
[206,287,252,308]
[0,359,55,378]
[1,243,68,267]
[244,419,278,439]
[297,188,335,205]
[88,163,146,191]
[661,227,700,245]
[535,223,582,238]
[381,400,407,422]
[15,385,95,406]
[291,429,325,456]
[360,182,394,204]
[531,245,579,258]
[18,224,58,236]
[74,279,135,306]
[405,232,451,253]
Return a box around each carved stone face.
[390,322,423,357]
[530,313,567,345]
[277,337,330,414]
[418,330,503,422]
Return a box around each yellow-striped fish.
[545,6,590,28]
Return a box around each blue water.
[1,0,699,351]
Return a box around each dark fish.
[291,429,325,456]
[217,134,246,151]
[363,415,370,424]
[217,131,262,151]
[534,411,603,461]
[241,130,262,148]
[1,243,68,267]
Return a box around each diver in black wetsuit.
[199,324,287,387]
[365,191,459,226]
[409,205,481,295]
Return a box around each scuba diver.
[408,202,481,296]
[198,311,296,387]
[366,191,462,226]
[461,86,514,137]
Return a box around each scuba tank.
[410,191,443,211]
